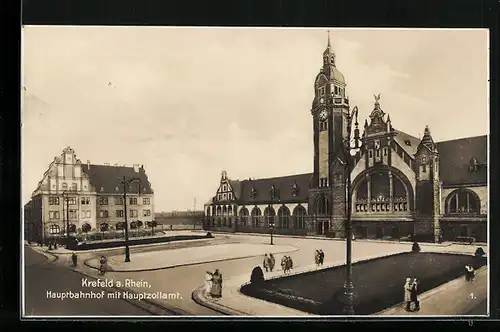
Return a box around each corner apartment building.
[24,146,155,243]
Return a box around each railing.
[355,197,408,213]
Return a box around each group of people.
[263,253,276,272]
[404,277,420,312]
[465,265,476,282]
[262,253,293,275]
[204,269,223,298]
[314,249,325,266]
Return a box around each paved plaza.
[87,243,299,272]
[25,231,489,316]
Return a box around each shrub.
[412,242,421,252]
[250,266,265,285]
[475,247,486,257]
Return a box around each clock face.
[319,98,324,104]
[319,109,328,121]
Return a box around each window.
[251,207,262,228]
[115,210,124,217]
[448,190,480,214]
[422,165,427,173]
[143,209,151,217]
[222,185,226,191]
[130,210,138,218]
[129,197,137,205]
[421,156,427,164]
[319,121,328,131]
[83,211,91,218]
[49,197,60,205]
[383,148,387,156]
[69,210,77,219]
[240,207,249,227]
[143,198,150,205]
[49,225,60,234]
[319,86,326,95]
[98,197,109,205]
[114,197,124,205]
[62,183,68,190]
[217,194,221,200]
[369,150,373,158]
[49,211,60,220]
[278,206,291,228]
[293,205,307,229]
[71,183,77,191]
[81,197,90,205]
[67,197,77,205]
[340,88,344,97]
[319,178,328,188]
[223,193,227,200]
[99,210,109,218]
[228,192,232,200]
[334,86,338,95]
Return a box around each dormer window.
[269,184,277,200]
[250,187,257,199]
[292,182,300,197]
[421,156,427,164]
[468,157,480,172]
[319,86,326,96]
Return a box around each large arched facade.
[352,166,415,216]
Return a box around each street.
[24,247,151,316]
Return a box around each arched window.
[251,207,262,228]
[316,195,330,215]
[447,189,480,214]
[49,224,60,234]
[68,224,77,233]
[293,205,307,229]
[228,206,233,216]
[216,206,221,216]
[223,206,228,215]
[240,207,249,227]
[278,206,291,228]
[130,221,137,229]
[264,206,276,226]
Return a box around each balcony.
[355,197,408,213]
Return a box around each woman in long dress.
[99,256,107,276]
[269,254,276,272]
[404,277,412,312]
[204,271,213,296]
[211,269,223,298]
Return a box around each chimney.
[87,160,90,169]
[133,164,140,172]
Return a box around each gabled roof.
[393,129,420,158]
[229,179,242,199]
[436,135,487,186]
[81,164,154,195]
[237,173,312,205]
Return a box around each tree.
[82,223,91,233]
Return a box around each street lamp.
[343,106,361,315]
[268,187,277,245]
[120,176,141,263]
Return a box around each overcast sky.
[22,27,489,212]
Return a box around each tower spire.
[327,30,331,48]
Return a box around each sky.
[22,27,489,212]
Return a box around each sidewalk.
[85,243,299,272]
[376,265,488,316]
[191,251,408,316]
[192,248,487,316]
[201,230,458,247]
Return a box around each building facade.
[24,147,155,243]
[203,36,488,243]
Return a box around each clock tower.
[308,32,351,235]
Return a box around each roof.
[237,173,312,205]
[81,164,154,195]
[229,179,242,200]
[436,135,487,186]
[393,129,420,157]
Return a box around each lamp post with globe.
[342,105,361,315]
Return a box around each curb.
[375,265,489,315]
[191,286,247,316]
[49,236,219,255]
[204,231,453,247]
[83,245,301,273]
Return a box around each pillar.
[389,171,393,212]
[455,193,459,212]
[366,173,372,212]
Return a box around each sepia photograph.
[21,26,489,318]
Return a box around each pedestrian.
[404,277,412,312]
[288,256,294,270]
[319,250,325,266]
[465,265,475,282]
[211,269,223,298]
[281,255,287,274]
[314,250,320,266]
[410,278,420,312]
[204,271,213,296]
[99,255,107,276]
[71,252,78,267]
[263,254,270,272]
[269,253,276,272]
